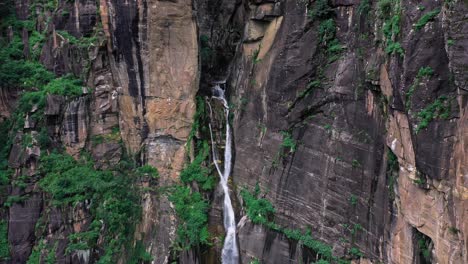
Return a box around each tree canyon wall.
[0,0,466,264]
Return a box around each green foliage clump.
[45,244,56,264]
[282,228,333,261]
[56,30,97,48]
[349,195,358,206]
[414,9,440,31]
[308,0,334,21]
[169,186,210,250]
[380,0,404,57]
[297,80,321,100]
[66,221,101,253]
[180,141,214,191]
[318,19,343,62]
[416,96,451,133]
[4,195,28,207]
[319,19,336,43]
[385,42,404,56]
[349,247,363,258]
[351,159,361,168]
[241,184,348,263]
[415,232,432,262]
[0,220,9,261]
[128,240,153,264]
[200,35,213,63]
[377,0,393,18]
[240,184,275,224]
[170,95,214,252]
[280,131,297,153]
[405,67,434,110]
[417,67,434,78]
[39,153,111,205]
[187,97,206,148]
[357,0,371,16]
[28,30,45,60]
[38,151,141,263]
[136,165,159,178]
[249,258,261,264]
[43,75,83,97]
[252,48,261,64]
[27,240,45,264]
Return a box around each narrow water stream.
[208,84,239,264]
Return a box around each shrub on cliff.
[240,183,275,224]
[169,186,210,250]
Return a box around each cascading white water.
[208,84,239,264]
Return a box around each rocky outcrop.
[224,0,467,263]
[0,0,466,263]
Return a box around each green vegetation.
[357,0,371,16]
[56,30,97,48]
[380,0,404,56]
[415,96,451,133]
[180,141,214,191]
[170,99,213,252]
[350,224,363,236]
[415,231,432,262]
[252,48,261,64]
[187,97,206,149]
[413,178,426,185]
[0,220,9,261]
[169,186,210,250]
[447,39,455,46]
[128,240,153,263]
[4,195,28,207]
[417,67,434,78]
[136,165,159,178]
[351,159,361,168]
[308,0,334,21]
[349,195,358,206]
[349,247,363,258]
[309,0,343,62]
[43,75,83,97]
[241,185,351,263]
[0,4,144,264]
[378,0,393,19]
[27,240,45,264]
[45,243,56,264]
[0,9,86,147]
[448,227,460,234]
[90,128,121,146]
[37,151,145,263]
[405,67,434,110]
[200,35,213,63]
[280,131,297,153]
[240,183,275,224]
[296,80,321,100]
[386,42,404,56]
[250,258,261,264]
[318,19,343,62]
[414,9,440,31]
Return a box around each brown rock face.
[1,0,467,263]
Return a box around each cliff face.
[0,0,466,264]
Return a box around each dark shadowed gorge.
[0,0,466,263]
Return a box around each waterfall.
[208,84,239,264]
